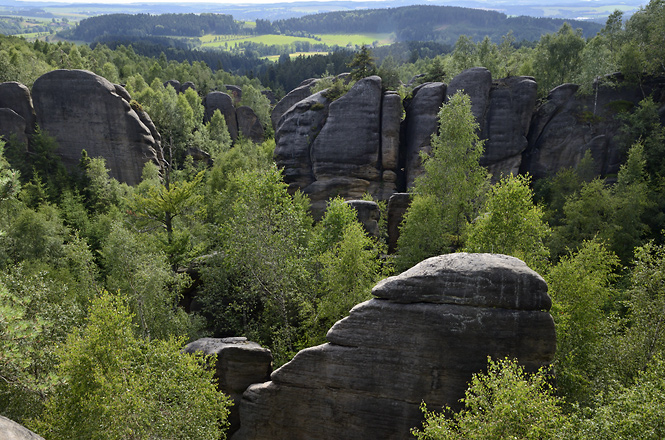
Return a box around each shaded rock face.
[275,76,389,217]
[345,199,380,238]
[270,78,319,130]
[483,75,538,177]
[31,70,161,185]
[236,105,265,144]
[386,192,411,253]
[232,253,555,440]
[0,416,45,440]
[203,91,239,141]
[184,337,272,436]
[403,82,447,188]
[522,76,665,179]
[0,82,35,149]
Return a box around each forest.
[1,0,665,438]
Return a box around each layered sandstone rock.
[31,69,161,185]
[184,337,272,436]
[0,82,35,149]
[232,253,556,440]
[236,105,265,143]
[521,75,665,179]
[203,91,239,141]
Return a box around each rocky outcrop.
[273,91,329,191]
[270,78,319,130]
[203,91,239,141]
[232,253,555,440]
[386,192,411,253]
[521,75,665,179]
[0,416,44,440]
[0,82,35,149]
[184,337,272,436]
[403,82,447,188]
[31,69,161,185]
[483,75,538,177]
[345,200,380,238]
[236,105,265,143]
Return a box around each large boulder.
[0,416,44,440]
[31,70,161,185]
[203,91,239,141]
[184,337,272,436]
[232,253,556,440]
[403,82,446,188]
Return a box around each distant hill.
[62,5,602,46]
[272,5,603,43]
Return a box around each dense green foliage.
[2,1,665,437]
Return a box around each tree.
[547,239,619,407]
[533,22,586,93]
[34,292,231,440]
[348,44,377,81]
[463,173,550,272]
[396,92,488,272]
[412,358,570,440]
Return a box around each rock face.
[31,70,161,185]
[270,78,319,130]
[274,76,389,217]
[236,105,265,143]
[403,82,447,188]
[183,337,273,436]
[0,416,45,440]
[0,82,35,149]
[522,75,665,179]
[232,253,556,440]
[345,199,380,238]
[203,91,239,141]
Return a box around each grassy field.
[200,32,394,49]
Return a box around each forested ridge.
[2,0,665,438]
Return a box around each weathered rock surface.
[386,192,411,253]
[270,78,319,130]
[381,91,402,172]
[0,82,35,149]
[447,67,492,128]
[273,91,329,191]
[164,79,181,93]
[0,82,35,131]
[403,82,446,188]
[203,91,239,141]
[345,199,380,238]
[522,76,665,179]
[232,253,555,440]
[236,105,265,143]
[0,416,44,440]
[31,69,161,185]
[483,75,538,177]
[184,337,272,436]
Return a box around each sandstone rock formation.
[203,91,239,141]
[0,416,45,440]
[522,75,665,179]
[403,81,447,188]
[232,253,556,440]
[236,105,265,143]
[184,337,273,436]
[0,82,35,149]
[31,69,161,185]
[345,199,380,238]
[270,78,319,130]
